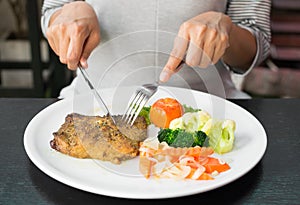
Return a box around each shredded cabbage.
[169,111,211,132]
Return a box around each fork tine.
[122,90,143,122]
[125,92,146,124]
[123,83,159,125]
[129,95,149,126]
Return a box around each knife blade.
[78,65,116,124]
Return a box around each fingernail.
[159,70,170,82]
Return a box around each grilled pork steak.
[51,113,147,164]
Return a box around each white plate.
[24,86,267,199]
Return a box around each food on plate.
[182,104,201,113]
[169,110,211,132]
[152,103,236,154]
[205,119,236,154]
[149,98,184,128]
[139,139,230,180]
[157,128,207,148]
[139,106,151,125]
[51,95,235,181]
[50,113,147,164]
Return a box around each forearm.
[225,0,271,74]
[222,24,257,72]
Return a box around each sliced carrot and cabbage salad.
[139,139,230,180]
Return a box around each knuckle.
[70,22,87,37]
[180,21,193,32]
[220,33,229,47]
[209,28,218,39]
[186,57,199,67]
[58,23,68,33]
[197,24,207,34]
[220,33,229,42]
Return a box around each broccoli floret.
[172,130,195,147]
[194,130,207,147]
[157,128,207,148]
[157,128,179,145]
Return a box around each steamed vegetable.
[149,98,184,128]
[139,106,151,125]
[157,128,207,148]
[138,98,236,154]
[169,110,211,132]
[169,109,236,154]
[206,119,236,154]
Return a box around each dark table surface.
[0,98,299,205]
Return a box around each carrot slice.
[203,157,230,174]
[198,172,214,180]
[162,146,214,158]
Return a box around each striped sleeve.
[41,0,78,37]
[226,0,271,75]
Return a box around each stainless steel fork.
[122,83,159,125]
[122,60,185,126]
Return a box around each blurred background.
[0,0,74,97]
[0,0,299,98]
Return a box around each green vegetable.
[157,128,207,148]
[183,104,201,113]
[207,119,236,154]
[138,106,151,125]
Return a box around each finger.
[159,36,189,82]
[199,29,218,68]
[199,44,215,68]
[184,23,206,67]
[80,31,101,68]
[67,34,86,70]
[59,36,70,65]
[212,43,225,64]
[185,40,203,67]
[46,30,59,56]
[212,33,229,64]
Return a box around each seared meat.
[51,113,147,164]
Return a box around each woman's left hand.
[160,11,233,82]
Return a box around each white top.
[41,0,271,99]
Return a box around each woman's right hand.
[46,1,101,70]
